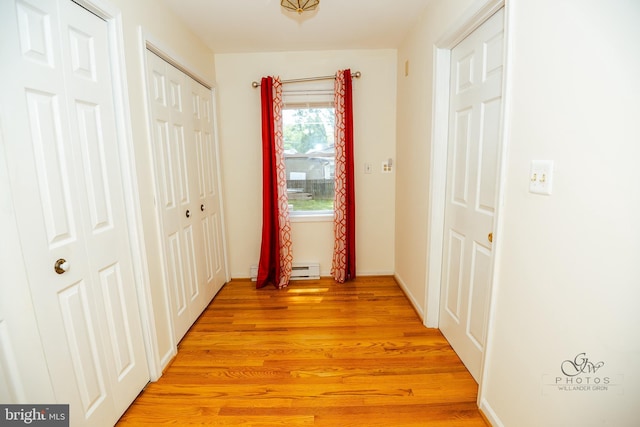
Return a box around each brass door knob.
[55,258,69,274]
[488,233,493,243]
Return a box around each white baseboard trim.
[231,270,396,280]
[353,270,395,277]
[479,397,503,427]
[159,346,177,374]
[394,272,426,323]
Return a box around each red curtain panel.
[257,76,293,289]
[331,69,356,283]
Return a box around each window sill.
[289,212,334,223]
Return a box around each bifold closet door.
[0,0,149,425]
[145,50,226,343]
[189,76,227,305]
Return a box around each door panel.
[468,242,491,346]
[61,1,148,412]
[174,124,189,205]
[58,281,107,414]
[25,89,78,247]
[168,232,188,316]
[15,0,54,66]
[1,0,149,424]
[445,230,464,320]
[184,225,199,303]
[439,8,504,383]
[191,79,226,292]
[146,52,193,340]
[477,98,501,213]
[452,108,471,205]
[75,101,112,230]
[156,120,175,207]
[99,263,136,376]
[146,51,227,343]
[213,212,224,278]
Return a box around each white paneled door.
[439,9,504,383]
[145,51,226,343]
[191,78,227,304]
[0,0,148,425]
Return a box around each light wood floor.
[117,276,488,426]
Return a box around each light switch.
[382,158,393,173]
[529,160,553,195]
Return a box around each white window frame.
[283,86,335,221]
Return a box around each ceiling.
[159,0,433,54]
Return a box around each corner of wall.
[394,273,426,323]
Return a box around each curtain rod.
[251,71,361,88]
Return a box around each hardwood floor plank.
[117,277,488,426]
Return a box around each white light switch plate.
[529,160,553,195]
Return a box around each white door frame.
[72,0,161,380]
[424,0,511,396]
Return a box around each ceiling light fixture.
[280,0,320,14]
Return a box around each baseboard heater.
[250,263,320,281]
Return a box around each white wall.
[215,50,397,278]
[397,0,640,425]
[107,0,217,369]
[481,1,640,425]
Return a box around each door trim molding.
[73,0,161,380]
[145,41,212,90]
[435,0,505,48]
[141,31,213,90]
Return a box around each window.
[283,104,335,216]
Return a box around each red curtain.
[257,76,293,289]
[331,69,356,283]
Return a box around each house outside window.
[282,103,335,216]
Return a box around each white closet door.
[146,51,226,343]
[189,78,227,303]
[439,9,504,383]
[146,51,199,341]
[0,0,148,425]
